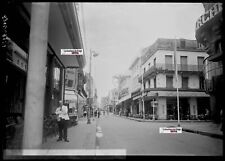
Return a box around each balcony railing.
[139,63,204,82]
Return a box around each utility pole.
[141,55,145,119]
[174,38,180,127]
[87,49,92,124]
[87,49,99,123]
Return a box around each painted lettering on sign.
[61,49,83,55]
[196,3,222,30]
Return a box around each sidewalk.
[118,115,223,139]
[41,117,97,150]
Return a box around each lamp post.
[140,54,145,120]
[87,49,99,124]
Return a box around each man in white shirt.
[55,100,70,142]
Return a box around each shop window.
[53,67,60,90]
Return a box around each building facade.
[195,3,223,124]
[129,57,142,116]
[2,2,86,149]
[138,38,210,120]
[117,75,132,116]
[64,68,87,118]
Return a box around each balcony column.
[189,97,198,119]
[22,3,50,149]
[130,101,133,115]
[138,98,142,114]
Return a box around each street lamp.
[87,49,99,124]
[140,54,145,120]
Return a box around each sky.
[78,3,205,101]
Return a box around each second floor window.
[165,55,173,70]
[199,76,204,90]
[67,80,73,88]
[182,76,188,89]
[180,40,186,48]
[166,76,173,88]
[154,77,156,88]
[180,56,188,71]
[154,58,156,67]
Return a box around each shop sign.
[196,3,222,30]
[119,88,129,98]
[7,39,28,72]
[151,101,158,107]
[61,49,83,55]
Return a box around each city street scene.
[1,2,224,159]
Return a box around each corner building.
[138,38,210,120]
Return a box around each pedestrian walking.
[97,110,100,118]
[55,102,62,141]
[84,111,87,117]
[55,100,70,142]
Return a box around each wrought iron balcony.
[138,63,204,82]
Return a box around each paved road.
[96,115,223,156]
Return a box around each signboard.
[65,68,77,90]
[196,3,222,30]
[151,101,158,107]
[6,38,28,72]
[119,88,129,98]
[61,49,83,55]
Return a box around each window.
[166,76,173,88]
[180,56,188,71]
[67,80,73,88]
[180,40,185,48]
[149,79,151,88]
[197,56,204,71]
[144,68,146,73]
[153,58,156,67]
[199,76,204,90]
[165,55,173,70]
[154,77,156,88]
[182,76,188,89]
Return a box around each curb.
[117,115,212,123]
[116,115,223,139]
[182,128,223,139]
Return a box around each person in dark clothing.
[97,110,100,118]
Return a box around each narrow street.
[2,3,224,159]
[41,114,222,156]
[96,115,222,155]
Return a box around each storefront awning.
[23,3,86,68]
[65,90,77,101]
[146,91,210,98]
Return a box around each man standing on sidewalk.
[55,100,70,142]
